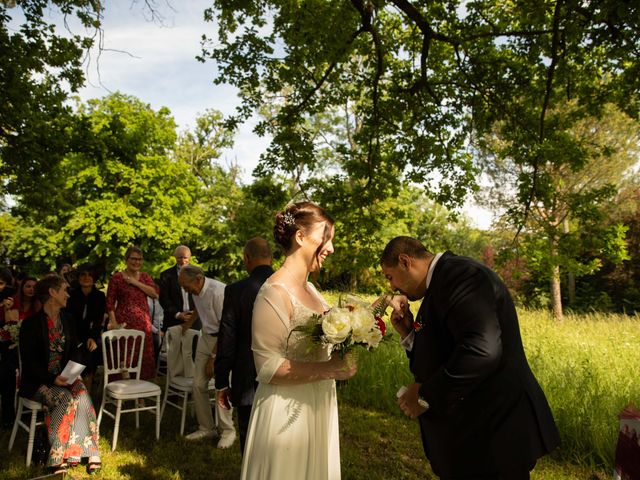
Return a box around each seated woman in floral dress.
[19,275,101,475]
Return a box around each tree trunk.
[549,235,564,320]
[563,218,576,306]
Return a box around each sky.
[15,1,494,228]
[75,1,269,177]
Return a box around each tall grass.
[329,291,640,471]
[520,310,640,468]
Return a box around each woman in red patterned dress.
[106,246,159,380]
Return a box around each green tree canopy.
[4,93,201,275]
[480,103,639,317]
[200,0,639,215]
[0,1,102,200]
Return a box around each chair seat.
[169,376,194,390]
[106,379,161,397]
[20,397,44,410]
[168,376,215,390]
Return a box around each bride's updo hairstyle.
[274,202,334,257]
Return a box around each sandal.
[87,462,102,475]
[51,463,67,474]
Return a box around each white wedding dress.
[240,280,341,480]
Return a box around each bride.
[240,202,358,480]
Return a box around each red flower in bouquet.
[375,316,386,337]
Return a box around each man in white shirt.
[178,265,236,448]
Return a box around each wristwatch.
[417,396,430,410]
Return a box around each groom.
[381,236,560,479]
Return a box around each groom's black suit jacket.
[410,252,560,478]
[214,264,273,406]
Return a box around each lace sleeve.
[251,283,292,384]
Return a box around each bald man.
[159,245,201,332]
[214,237,274,454]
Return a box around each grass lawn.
[0,395,610,479]
[1,304,636,479]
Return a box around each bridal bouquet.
[287,294,392,356]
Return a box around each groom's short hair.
[381,236,430,267]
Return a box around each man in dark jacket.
[214,237,273,454]
[159,245,200,332]
[381,236,560,479]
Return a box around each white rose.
[350,308,375,343]
[322,308,352,344]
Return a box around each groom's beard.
[397,289,420,302]
[397,288,425,302]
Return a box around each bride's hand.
[329,353,358,381]
[389,296,413,338]
[387,294,408,313]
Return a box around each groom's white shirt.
[400,252,443,352]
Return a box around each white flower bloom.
[350,308,375,343]
[322,308,352,344]
[364,328,383,349]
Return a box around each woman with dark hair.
[14,276,40,320]
[106,246,159,380]
[66,264,106,392]
[19,275,101,475]
[241,202,358,480]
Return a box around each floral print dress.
[34,318,100,468]
[106,272,158,380]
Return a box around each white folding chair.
[161,327,215,435]
[8,397,45,466]
[8,352,45,467]
[97,329,162,451]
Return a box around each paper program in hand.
[60,360,86,385]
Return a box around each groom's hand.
[398,382,428,419]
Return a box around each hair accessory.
[283,212,296,226]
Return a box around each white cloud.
[72,1,265,180]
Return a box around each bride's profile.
[240,201,358,480]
